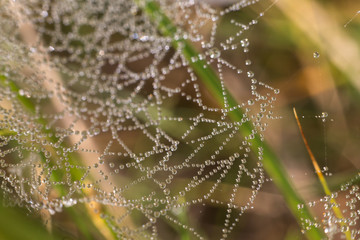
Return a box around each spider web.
[0,0,279,239]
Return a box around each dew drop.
[40,11,48,18]
[48,208,55,215]
[240,38,249,48]
[313,51,320,58]
[247,71,254,78]
[209,47,220,59]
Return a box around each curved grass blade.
[294,108,352,240]
[134,0,326,239]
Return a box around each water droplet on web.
[48,208,55,215]
[40,11,48,18]
[208,47,220,59]
[247,71,254,78]
[63,198,77,207]
[93,128,100,135]
[139,35,149,42]
[240,38,249,47]
[163,188,170,195]
[44,150,51,158]
[313,51,320,58]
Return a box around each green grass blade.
[135,1,326,239]
[294,108,351,240]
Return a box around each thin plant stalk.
[135,0,325,239]
[294,108,352,240]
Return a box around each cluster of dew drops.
[298,175,360,239]
[0,0,289,239]
[296,111,360,238]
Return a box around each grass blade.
[294,108,352,240]
[135,0,325,239]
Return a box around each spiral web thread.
[0,0,283,239]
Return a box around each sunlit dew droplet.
[240,38,249,48]
[163,188,170,195]
[44,150,51,158]
[139,35,149,42]
[321,112,328,118]
[208,47,220,59]
[93,128,101,135]
[63,198,77,207]
[48,208,56,215]
[313,51,320,58]
[40,11,48,18]
[247,71,254,78]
